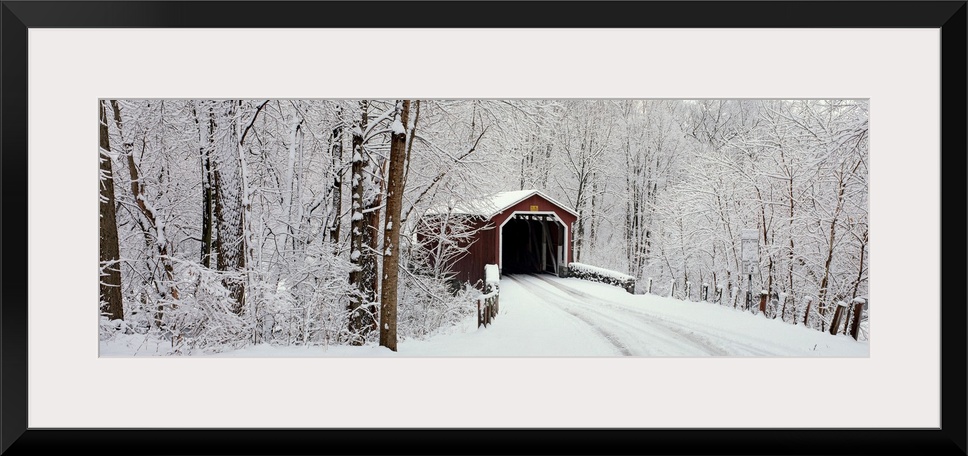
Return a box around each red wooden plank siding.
[417,191,577,289]
[449,223,495,285]
[491,194,576,266]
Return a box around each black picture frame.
[2,1,965,455]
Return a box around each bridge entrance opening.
[500,213,566,276]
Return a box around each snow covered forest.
[98,99,869,354]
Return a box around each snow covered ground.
[101,274,868,357]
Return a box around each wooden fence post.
[716,285,723,305]
[759,291,768,317]
[829,301,848,335]
[488,297,494,325]
[685,281,691,301]
[849,298,865,340]
[647,277,653,294]
[702,283,709,302]
[477,299,482,328]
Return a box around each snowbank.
[566,262,635,293]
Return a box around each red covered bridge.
[417,190,578,286]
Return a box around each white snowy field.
[101,274,868,357]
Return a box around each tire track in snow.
[506,275,632,356]
[510,275,722,356]
[528,274,776,356]
[520,275,728,356]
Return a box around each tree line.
[513,99,868,332]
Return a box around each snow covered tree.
[110,100,181,327]
[211,100,247,315]
[348,100,378,344]
[379,100,412,351]
[99,100,123,321]
[191,100,216,268]
[327,106,345,246]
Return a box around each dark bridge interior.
[501,215,564,275]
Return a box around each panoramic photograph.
[98,99,869,357]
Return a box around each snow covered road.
[508,274,733,356]
[491,274,867,357]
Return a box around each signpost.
[741,228,758,311]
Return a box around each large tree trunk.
[99,101,124,320]
[192,101,216,268]
[212,100,246,314]
[348,100,375,343]
[379,100,410,351]
[365,126,385,331]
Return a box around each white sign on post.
[741,228,758,274]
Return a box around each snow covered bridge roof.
[426,189,578,219]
